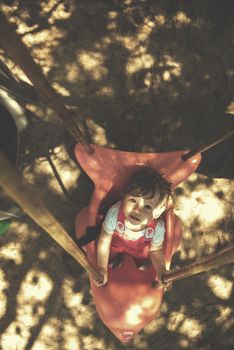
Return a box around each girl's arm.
[149,246,166,285]
[94,228,112,286]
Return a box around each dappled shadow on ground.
[0,0,234,349]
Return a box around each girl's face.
[122,194,166,226]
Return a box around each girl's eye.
[129,198,137,203]
[145,204,152,210]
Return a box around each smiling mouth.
[129,214,141,222]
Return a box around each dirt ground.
[0,1,234,349]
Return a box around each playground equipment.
[74,144,201,341]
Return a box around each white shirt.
[102,202,165,248]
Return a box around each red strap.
[117,205,125,223]
[115,205,125,234]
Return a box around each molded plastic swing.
[75,144,201,342]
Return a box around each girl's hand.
[155,265,167,287]
[152,267,172,290]
[93,267,108,287]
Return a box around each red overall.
[110,207,158,259]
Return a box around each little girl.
[94,167,172,287]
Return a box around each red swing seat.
[75,144,201,342]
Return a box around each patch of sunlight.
[0,323,30,350]
[23,144,80,195]
[167,305,186,331]
[86,118,108,146]
[0,268,9,318]
[25,103,44,119]
[32,343,47,350]
[32,317,61,350]
[42,319,61,337]
[226,100,234,114]
[160,302,168,313]
[132,336,148,349]
[0,242,23,265]
[18,269,53,303]
[144,18,156,29]
[154,15,166,26]
[18,304,46,328]
[51,165,74,187]
[48,3,71,24]
[177,182,225,228]
[39,250,49,260]
[62,278,93,327]
[62,320,80,350]
[23,26,64,75]
[173,11,191,25]
[62,278,83,308]
[65,63,81,83]
[141,297,157,310]
[163,71,171,81]
[22,159,50,185]
[42,0,61,14]
[52,82,70,97]
[108,11,118,20]
[16,20,38,36]
[188,248,196,259]
[162,55,182,77]
[138,19,156,42]
[2,310,57,349]
[126,53,154,74]
[107,11,118,30]
[124,0,133,5]
[79,52,107,80]
[2,6,37,36]
[25,29,51,46]
[204,74,210,81]
[126,304,143,325]
[100,35,112,47]
[117,34,138,51]
[216,306,232,325]
[208,275,233,300]
[201,229,229,251]
[82,335,106,350]
[52,145,80,185]
[180,230,192,241]
[144,71,152,87]
[10,221,39,242]
[98,85,114,97]
[179,318,204,339]
[179,338,190,348]
[26,103,59,125]
[1,4,17,14]
[144,315,165,334]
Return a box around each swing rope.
[0,10,93,154]
[0,151,102,283]
[151,244,234,288]
[182,128,234,161]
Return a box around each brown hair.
[124,167,172,206]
